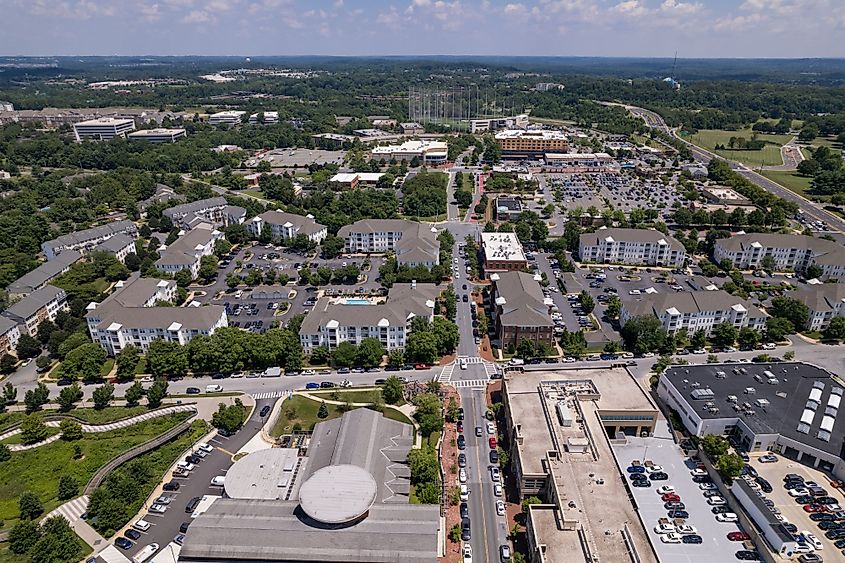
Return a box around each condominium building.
[578,227,686,267]
[1,285,68,337]
[490,272,554,349]
[480,232,527,274]
[793,284,845,331]
[299,283,439,351]
[248,111,279,124]
[92,233,137,264]
[155,224,223,279]
[163,197,246,230]
[247,211,327,243]
[41,220,138,261]
[126,128,186,143]
[337,219,440,267]
[369,140,448,164]
[73,118,136,142]
[470,114,529,133]
[208,111,247,126]
[620,290,766,336]
[7,250,81,298]
[0,318,21,357]
[86,275,227,355]
[713,233,845,277]
[494,129,569,159]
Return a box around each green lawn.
[383,407,414,426]
[0,412,191,526]
[685,128,792,168]
[0,413,26,433]
[99,358,115,378]
[0,535,91,563]
[65,405,149,424]
[270,396,412,436]
[311,388,384,404]
[761,170,814,197]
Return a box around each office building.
[7,250,81,298]
[329,172,385,189]
[490,272,554,349]
[658,362,845,479]
[494,196,524,222]
[793,283,845,331]
[92,234,136,264]
[126,128,186,143]
[480,232,527,274]
[713,233,845,277]
[155,224,223,279]
[470,114,529,133]
[399,122,424,135]
[41,220,138,260]
[338,219,440,268]
[620,290,766,335]
[247,211,327,244]
[299,283,439,351]
[370,140,448,164]
[73,118,136,142]
[0,318,21,357]
[534,83,565,92]
[248,111,279,124]
[86,275,227,355]
[1,285,68,338]
[494,129,569,159]
[208,111,246,126]
[163,197,246,230]
[578,227,686,267]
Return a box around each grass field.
[761,170,814,197]
[0,406,152,432]
[685,128,792,167]
[270,395,412,436]
[310,388,385,404]
[1,426,61,445]
[0,411,191,526]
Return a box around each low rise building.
[470,114,529,133]
[658,361,845,478]
[329,172,385,189]
[494,196,524,222]
[731,480,797,557]
[371,118,397,128]
[247,211,327,244]
[681,163,709,179]
[7,250,82,298]
[620,290,766,336]
[155,224,223,279]
[41,220,138,260]
[793,283,845,331]
[495,129,569,159]
[578,227,686,267]
[126,128,186,143]
[86,275,227,355]
[163,197,245,230]
[1,285,68,337]
[701,186,751,206]
[535,83,565,92]
[713,233,845,277]
[0,317,21,357]
[73,117,136,142]
[92,234,136,264]
[399,122,424,135]
[338,219,440,267]
[208,110,246,126]
[370,140,448,164]
[490,272,554,349]
[543,152,617,173]
[248,111,279,124]
[299,283,439,351]
[480,232,527,274]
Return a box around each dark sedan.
[682,535,703,544]
[649,472,669,481]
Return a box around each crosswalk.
[45,495,89,523]
[437,363,456,383]
[452,379,490,389]
[252,391,286,400]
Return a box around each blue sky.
[1,0,842,58]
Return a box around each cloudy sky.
[0,0,842,58]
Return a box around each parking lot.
[614,436,747,563]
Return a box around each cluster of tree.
[287,188,399,235]
[297,263,359,286]
[707,159,797,220]
[211,399,248,433]
[698,434,744,481]
[795,146,845,197]
[714,136,766,151]
[412,392,444,438]
[401,171,447,218]
[377,256,448,288]
[752,118,792,135]
[509,338,556,360]
[489,210,549,245]
[405,317,460,364]
[8,513,85,563]
[446,133,480,161]
[453,172,474,209]
[672,205,772,229]
[408,445,440,504]
[315,337,387,369]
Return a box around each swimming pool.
[341,298,372,305]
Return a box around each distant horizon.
[3,55,845,61]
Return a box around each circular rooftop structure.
[298,464,377,525]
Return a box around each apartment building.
[337,219,440,267]
[86,275,227,355]
[620,290,766,336]
[369,140,448,164]
[41,220,138,261]
[713,233,845,277]
[494,129,569,159]
[208,111,246,126]
[578,227,686,267]
[247,211,327,243]
[0,318,21,357]
[155,224,223,279]
[7,250,81,298]
[299,283,439,351]
[163,197,246,230]
[127,128,186,143]
[470,114,528,134]
[793,284,845,331]
[490,272,554,349]
[480,232,527,274]
[92,234,137,264]
[73,118,136,142]
[1,285,68,337]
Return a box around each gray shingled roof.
[716,233,842,255]
[162,197,227,218]
[7,250,81,295]
[794,284,845,314]
[93,233,134,254]
[3,285,65,320]
[580,227,684,249]
[623,289,763,318]
[256,210,326,236]
[43,220,137,252]
[493,271,553,327]
[155,225,217,267]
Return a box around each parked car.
[163,480,180,491]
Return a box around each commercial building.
[713,233,845,277]
[246,211,327,244]
[0,101,13,112]
[92,233,136,264]
[0,317,21,357]
[299,283,439,351]
[620,290,766,336]
[41,220,138,261]
[480,232,527,274]
[494,196,524,222]
[502,367,658,563]
[126,128,186,143]
[578,227,686,267]
[543,152,617,172]
[490,272,554,349]
[329,172,385,189]
[701,186,752,206]
[72,118,136,142]
[657,361,845,479]
[162,197,245,230]
[155,224,222,279]
[470,114,529,133]
[338,219,440,268]
[370,140,448,164]
[248,111,279,124]
[494,129,569,159]
[399,122,424,135]
[181,408,439,563]
[7,250,81,298]
[208,110,246,126]
[681,163,709,179]
[793,283,845,331]
[1,285,68,338]
[86,275,226,355]
[535,83,565,92]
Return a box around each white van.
[509,358,525,366]
[132,544,159,563]
[460,359,467,370]
[132,520,152,532]
[206,384,223,393]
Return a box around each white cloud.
[660,0,701,15]
[504,3,526,14]
[377,5,403,27]
[714,11,765,31]
[182,9,211,22]
[139,2,162,21]
[611,0,647,16]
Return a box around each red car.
[414,363,430,370]
[804,504,827,513]
[489,437,497,449]
[661,493,681,502]
[831,480,845,489]
[727,532,751,542]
